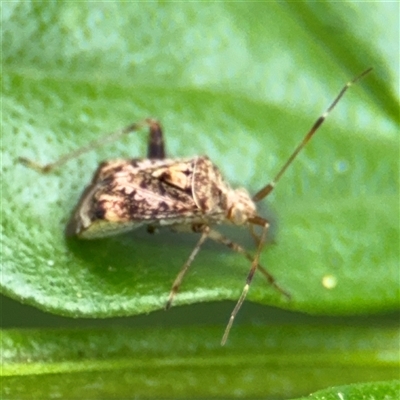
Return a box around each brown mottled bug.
[19,68,372,345]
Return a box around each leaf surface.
[2,325,399,399]
[2,2,398,319]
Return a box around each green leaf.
[295,381,400,400]
[2,3,398,320]
[2,325,399,399]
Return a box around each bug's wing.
[66,160,200,239]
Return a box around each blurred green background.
[2,2,399,399]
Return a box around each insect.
[19,68,372,345]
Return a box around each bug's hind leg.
[146,119,165,159]
[18,118,166,173]
[165,226,210,310]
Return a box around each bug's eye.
[228,206,246,225]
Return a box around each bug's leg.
[165,226,210,310]
[220,217,269,345]
[207,228,290,299]
[18,118,165,173]
[146,119,165,159]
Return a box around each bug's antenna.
[221,218,269,346]
[253,67,373,202]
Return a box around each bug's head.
[226,188,257,226]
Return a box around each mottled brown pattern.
[66,156,245,239]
